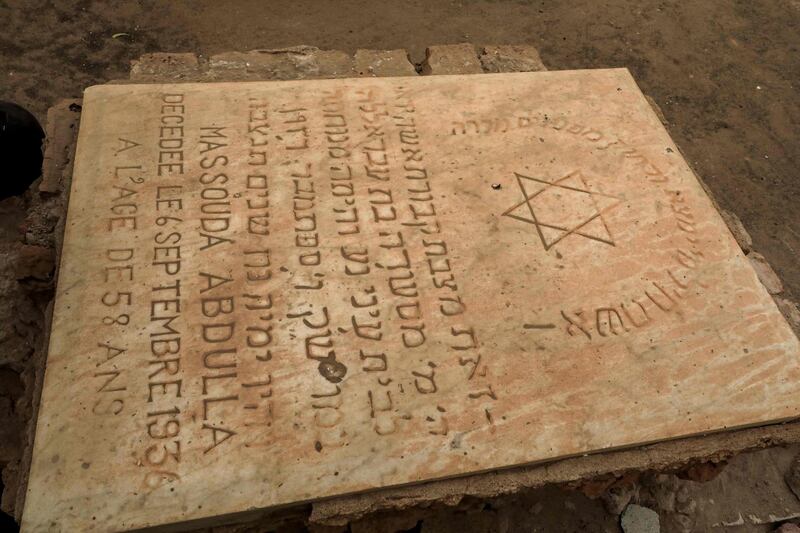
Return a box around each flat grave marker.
[22,70,800,531]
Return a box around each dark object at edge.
[0,101,45,199]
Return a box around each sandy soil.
[1,1,800,531]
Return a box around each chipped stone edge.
[309,422,800,526]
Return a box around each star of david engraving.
[502,170,622,251]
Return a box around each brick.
[775,296,800,333]
[209,47,353,81]
[748,251,784,294]
[720,209,753,253]
[644,94,668,126]
[354,49,417,77]
[314,50,355,78]
[479,45,547,73]
[208,50,289,80]
[129,53,203,82]
[420,43,482,75]
[40,99,81,194]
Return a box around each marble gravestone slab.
[22,70,800,531]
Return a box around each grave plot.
[22,70,800,532]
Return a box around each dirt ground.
[2,0,800,302]
[2,0,800,531]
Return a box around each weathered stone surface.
[748,251,784,294]
[22,70,800,532]
[354,49,417,77]
[129,53,203,82]
[479,45,547,73]
[209,47,354,80]
[421,43,482,75]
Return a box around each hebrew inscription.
[23,70,800,532]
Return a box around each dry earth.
[1,1,800,532]
[2,0,799,302]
